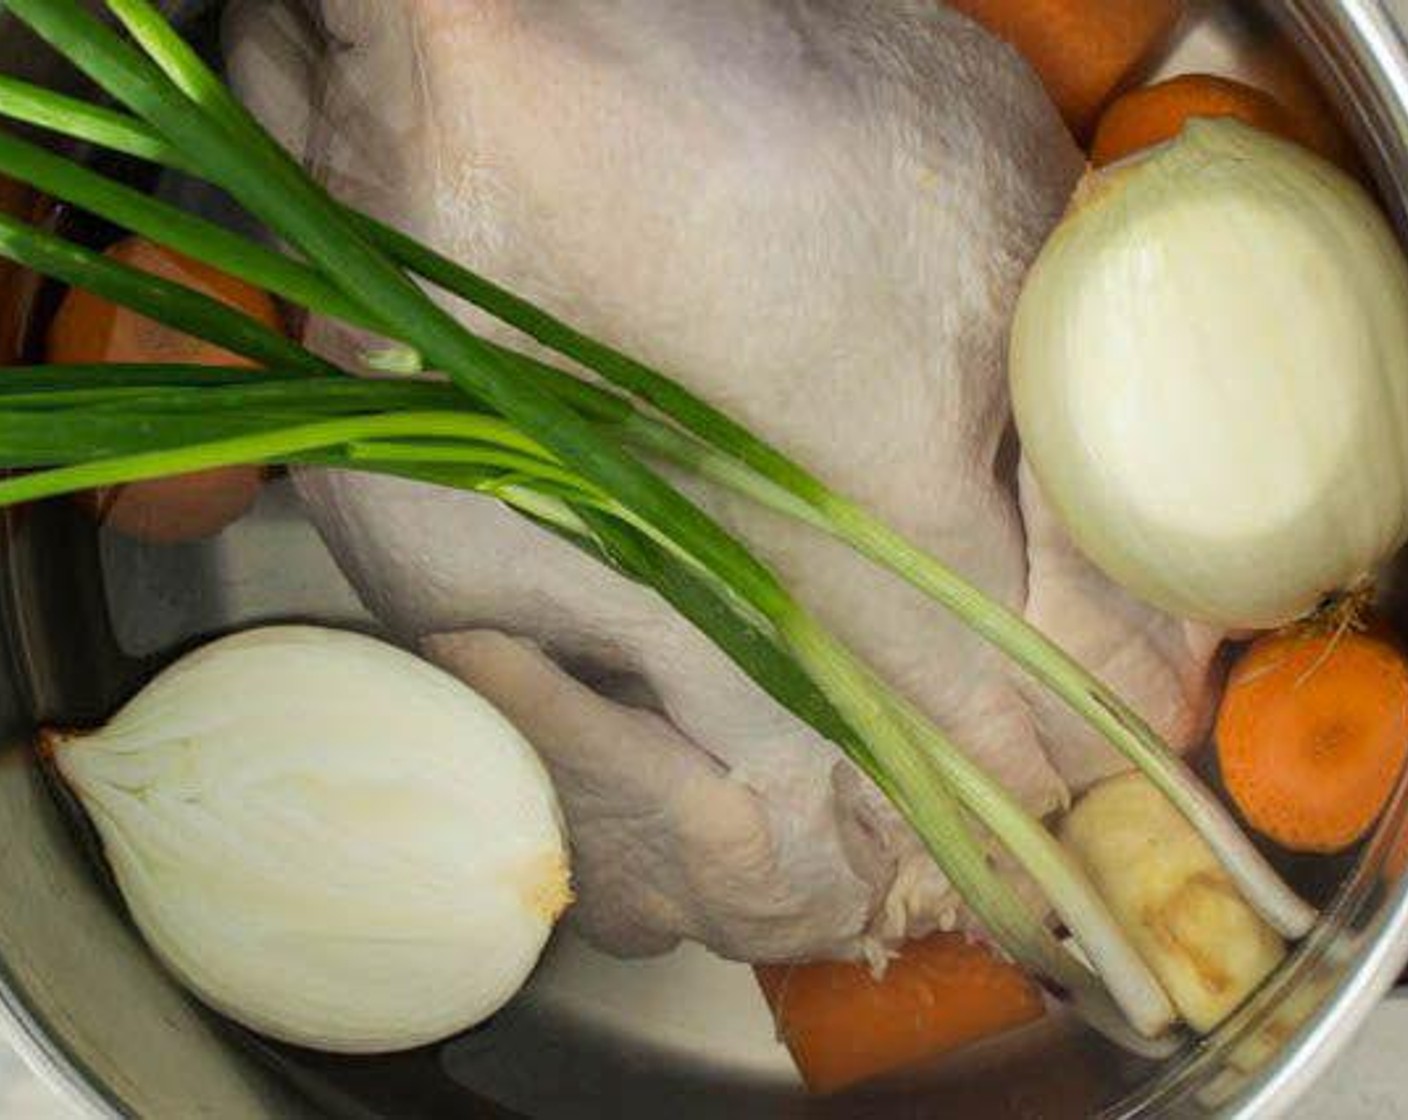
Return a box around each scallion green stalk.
[0,128,374,331]
[620,419,1317,938]
[0,367,461,413]
[0,73,186,170]
[0,363,293,391]
[0,211,335,379]
[0,411,545,498]
[572,504,1175,1049]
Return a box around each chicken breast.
[225,0,1221,963]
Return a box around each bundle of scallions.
[0,0,1316,1051]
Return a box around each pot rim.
[0,967,117,1118]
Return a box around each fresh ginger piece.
[756,933,1045,1095]
[1061,773,1284,1033]
[946,0,1185,135]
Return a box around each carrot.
[755,933,1045,1095]
[1216,628,1408,854]
[945,0,1185,136]
[78,471,267,546]
[47,236,281,366]
[1091,74,1313,167]
[45,236,275,543]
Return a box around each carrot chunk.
[45,237,276,542]
[1092,74,1310,166]
[756,933,1045,1095]
[1216,629,1408,854]
[47,236,281,366]
[946,0,1185,136]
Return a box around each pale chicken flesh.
[225,0,1224,963]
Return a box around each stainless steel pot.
[4,1,1408,1116]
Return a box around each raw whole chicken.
[225,0,1223,964]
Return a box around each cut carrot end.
[44,235,279,542]
[1216,629,1408,854]
[1091,74,1311,167]
[945,0,1185,136]
[756,933,1046,1095]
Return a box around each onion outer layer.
[1012,120,1408,630]
[48,625,571,1054]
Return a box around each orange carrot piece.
[47,236,281,366]
[79,470,267,547]
[45,236,276,543]
[756,934,1045,1095]
[1091,74,1311,166]
[946,0,1185,136]
[1216,629,1408,854]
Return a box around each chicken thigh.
[225,0,1221,963]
